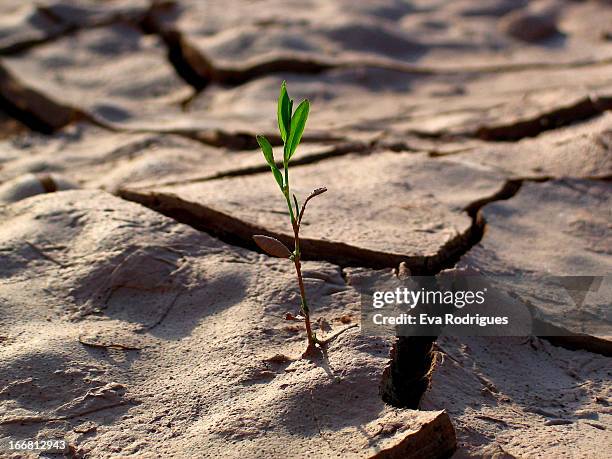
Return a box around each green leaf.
[285,99,309,162]
[257,134,283,190]
[277,81,292,143]
[257,135,274,167]
[271,165,284,190]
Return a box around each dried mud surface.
[1,1,611,458]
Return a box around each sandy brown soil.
[0,1,611,458]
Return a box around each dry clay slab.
[460,179,612,355]
[120,151,509,272]
[0,190,455,458]
[422,335,612,458]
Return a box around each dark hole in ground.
[380,336,436,409]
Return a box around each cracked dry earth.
[0,0,611,458]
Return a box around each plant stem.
[283,170,315,347]
[284,192,296,223]
[293,245,315,347]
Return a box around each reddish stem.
[291,219,315,347]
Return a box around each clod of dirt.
[499,10,561,42]
[0,173,77,204]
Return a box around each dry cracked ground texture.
[0,0,611,458]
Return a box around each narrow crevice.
[425,179,525,275]
[373,139,421,153]
[122,129,483,189]
[384,94,612,144]
[448,178,525,273]
[0,31,73,57]
[154,29,211,91]
[0,20,74,56]
[117,162,527,275]
[380,336,437,409]
[138,10,335,91]
[463,179,525,218]
[200,53,335,88]
[377,138,478,157]
[0,93,69,134]
[195,141,371,177]
[0,93,84,135]
[475,94,612,141]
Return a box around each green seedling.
[253,81,356,356]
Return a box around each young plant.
[253,81,355,356]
